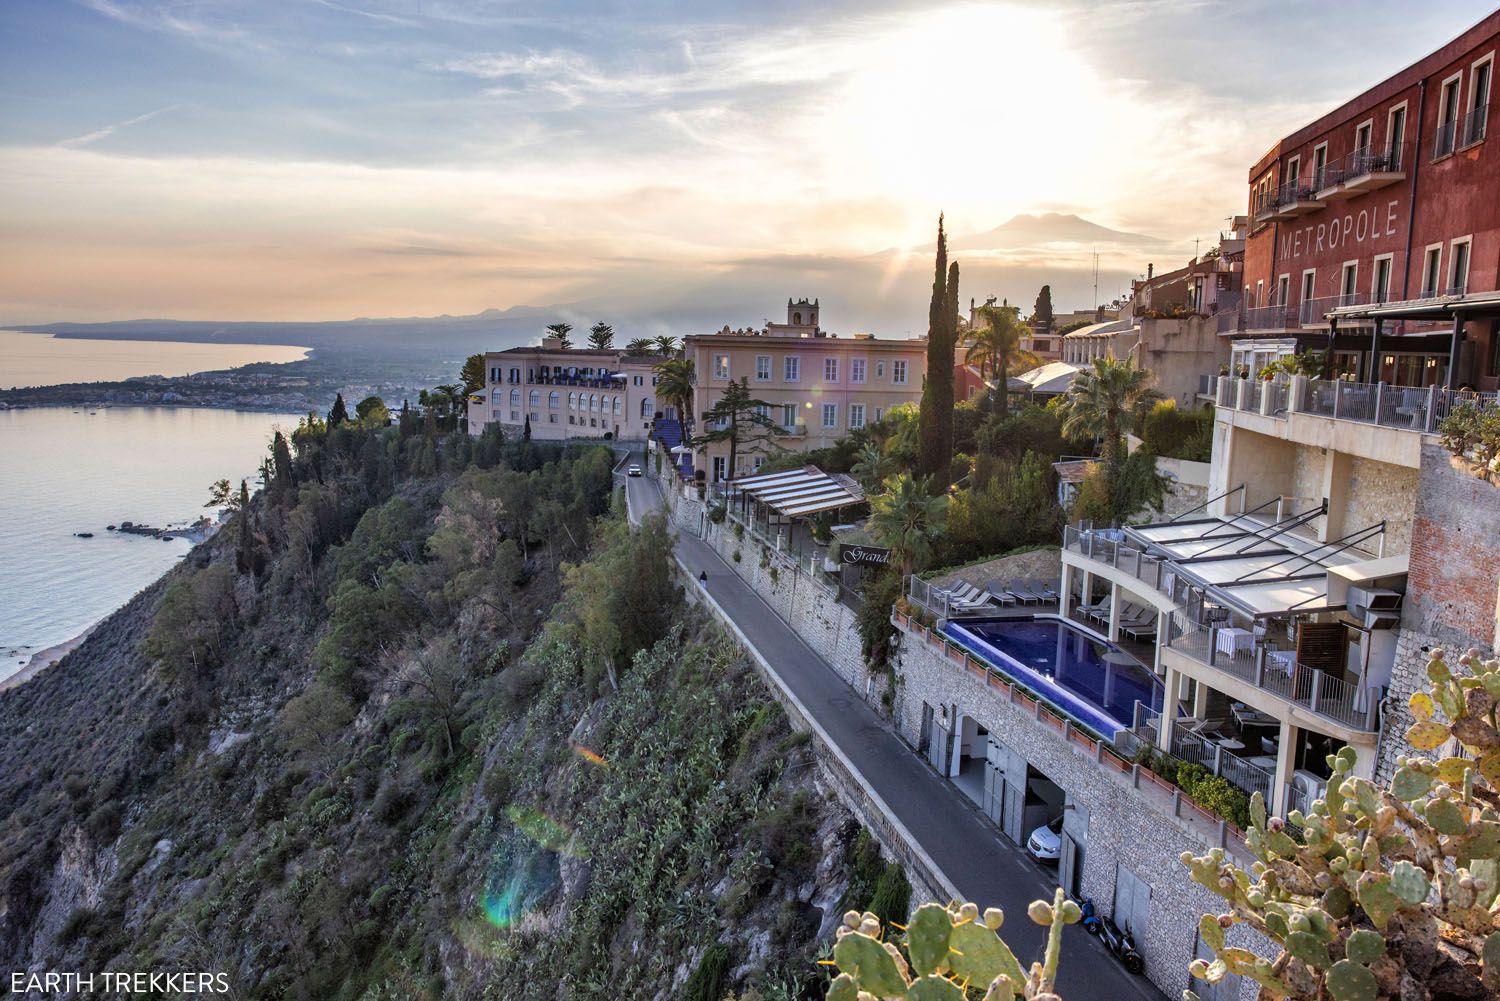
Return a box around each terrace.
[1060,508,1402,815]
[1214,372,1495,436]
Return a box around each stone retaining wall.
[893,614,1266,1001]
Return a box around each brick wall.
[1377,442,1500,782]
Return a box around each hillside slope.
[0,422,899,1000]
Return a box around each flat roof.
[728,465,866,517]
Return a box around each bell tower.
[787,297,820,330]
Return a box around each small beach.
[0,623,96,692]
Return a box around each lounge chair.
[982,580,1019,607]
[1075,596,1110,618]
[1031,578,1060,602]
[1009,580,1043,605]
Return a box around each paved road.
[616,451,1168,1001]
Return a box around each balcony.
[779,423,807,436]
[1336,142,1408,196]
[1434,119,1458,159]
[1312,166,1346,201]
[1276,179,1326,216]
[1461,103,1489,148]
[1165,615,1379,734]
[1240,304,1290,332]
[1298,292,1369,327]
[1213,373,1497,435]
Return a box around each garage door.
[1113,865,1151,941]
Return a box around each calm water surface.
[1,330,308,389]
[0,407,301,679]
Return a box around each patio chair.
[1013,580,1046,605]
[1032,579,1060,602]
[1122,615,1159,642]
[1075,596,1110,618]
[937,582,982,605]
[982,580,1019,607]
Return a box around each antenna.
[1092,246,1099,311]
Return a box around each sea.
[1,329,308,389]
[0,334,308,682]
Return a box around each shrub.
[866,863,911,927]
[1140,399,1213,462]
[1438,400,1500,481]
[684,943,730,1001]
[708,502,727,524]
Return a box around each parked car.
[1026,815,1064,861]
[627,464,642,477]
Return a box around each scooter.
[1070,894,1144,975]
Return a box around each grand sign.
[1277,198,1402,262]
[839,544,892,567]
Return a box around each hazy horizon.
[4,0,1498,332]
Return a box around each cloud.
[311,0,419,27]
[56,105,180,148]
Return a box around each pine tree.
[327,393,349,428]
[697,378,783,481]
[918,215,958,493]
[270,431,295,491]
[587,322,614,350]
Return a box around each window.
[529,390,540,407]
[1373,255,1393,304]
[872,406,884,423]
[1312,143,1328,189]
[510,410,519,421]
[892,359,908,385]
[510,389,521,406]
[490,366,500,383]
[1467,55,1492,145]
[613,396,621,416]
[640,397,652,417]
[1450,237,1472,294]
[1276,274,1290,307]
[755,355,772,381]
[713,354,730,380]
[549,391,560,408]
[1436,74,1462,157]
[1285,154,1300,188]
[849,403,865,429]
[1300,269,1317,320]
[823,357,839,382]
[1354,119,1373,154]
[509,367,520,384]
[1490,324,1500,377]
[752,455,765,472]
[632,375,643,386]
[1340,262,1359,305]
[1423,245,1444,296]
[1387,103,1407,168]
[568,391,577,410]
[781,404,796,426]
[851,358,867,383]
[589,393,598,412]
[784,356,800,382]
[549,413,558,423]
[711,456,726,482]
[875,359,886,379]
[821,403,837,428]
[1255,279,1264,309]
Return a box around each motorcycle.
[1070,894,1144,975]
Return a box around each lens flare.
[480,842,562,931]
[506,804,588,859]
[572,744,609,768]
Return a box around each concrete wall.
[893,629,1265,1001]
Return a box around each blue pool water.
[943,616,1163,738]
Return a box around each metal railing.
[1434,119,1458,159]
[1341,140,1409,179]
[1241,305,1289,331]
[1298,292,1369,326]
[1166,612,1381,732]
[1462,103,1488,147]
[1062,525,1170,593]
[1169,725,1276,804]
[1214,375,1499,435]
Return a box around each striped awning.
[727,465,865,517]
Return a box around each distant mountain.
[948,213,1164,251]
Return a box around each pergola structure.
[1328,289,1500,389]
[724,466,866,549]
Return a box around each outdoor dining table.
[1215,626,1253,657]
[1266,649,1296,675]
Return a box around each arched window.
[589,393,598,412]
[529,390,540,407]
[510,389,521,405]
[549,391,560,409]
[641,397,653,417]
[793,311,802,324]
[569,392,577,410]
[612,396,621,415]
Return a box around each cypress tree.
[523,414,532,441]
[270,431,295,491]
[328,392,349,428]
[235,479,252,575]
[918,215,958,493]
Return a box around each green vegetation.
[698,377,785,481]
[966,303,1039,418]
[1140,399,1213,463]
[587,321,614,350]
[1439,400,1500,482]
[1060,358,1169,524]
[654,356,696,424]
[1031,284,1054,329]
[868,473,947,578]
[546,321,573,348]
[918,215,958,493]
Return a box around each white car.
[1026,815,1064,861]
[627,464,643,477]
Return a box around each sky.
[2,0,1497,335]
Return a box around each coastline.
[0,623,98,692]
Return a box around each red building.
[1237,10,1500,391]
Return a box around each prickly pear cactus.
[824,889,1081,1001]
[1183,648,1500,1000]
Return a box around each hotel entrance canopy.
[726,466,866,518]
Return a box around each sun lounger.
[1009,581,1043,605]
[983,581,1019,607]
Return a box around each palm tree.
[654,335,678,356]
[967,303,1040,418]
[653,356,696,425]
[546,322,573,349]
[851,442,890,493]
[1059,357,1164,483]
[625,337,654,355]
[868,472,948,578]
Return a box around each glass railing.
[1214,375,1498,434]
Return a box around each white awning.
[728,465,865,517]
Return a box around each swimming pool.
[943,616,1163,738]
